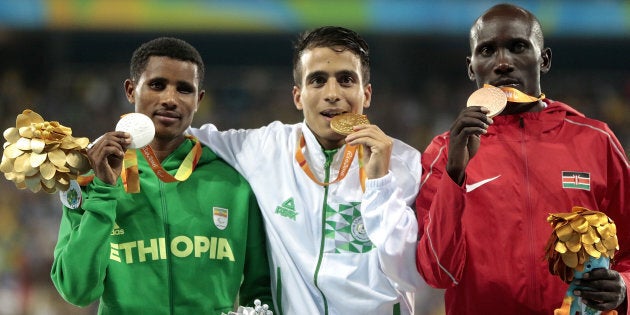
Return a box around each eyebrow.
[304,71,328,82]
[305,70,358,81]
[149,77,196,87]
[336,70,358,79]
[176,80,195,89]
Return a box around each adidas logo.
[275,198,298,221]
[111,222,125,236]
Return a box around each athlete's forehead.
[470,5,544,49]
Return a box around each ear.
[292,86,303,110]
[196,90,205,113]
[124,79,135,104]
[466,56,475,81]
[540,47,552,74]
[363,84,372,109]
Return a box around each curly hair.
[129,37,205,87]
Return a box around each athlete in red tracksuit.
[416,99,629,314]
[415,4,630,315]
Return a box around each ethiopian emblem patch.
[213,207,229,230]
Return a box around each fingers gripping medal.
[329,113,369,191]
[330,113,370,136]
[466,85,507,118]
[114,113,154,194]
[115,113,155,149]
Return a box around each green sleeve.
[50,177,122,307]
[238,193,274,312]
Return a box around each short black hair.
[292,26,370,86]
[129,37,205,87]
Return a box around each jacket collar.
[492,99,583,123]
[487,99,585,136]
[299,121,347,169]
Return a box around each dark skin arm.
[87,132,131,185]
[445,106,493,185]
[574,268,627,311]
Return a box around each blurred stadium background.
[0,1,628,314]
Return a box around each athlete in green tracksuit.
[51,37,272,315]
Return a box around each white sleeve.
[361,155,423,292]
[186,123,259,175]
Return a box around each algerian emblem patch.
[351,216,370,243]
[213,207,228,230]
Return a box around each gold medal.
[328,113,369,191]
[466,85,507,117]
[330,113,370,135]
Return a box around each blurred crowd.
[0,32,628,315]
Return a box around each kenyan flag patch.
[562,171,590,191]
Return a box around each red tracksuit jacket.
[416,99,630,314]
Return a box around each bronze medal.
[330,113,370,136]
[466,85,507,117]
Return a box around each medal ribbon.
[357,146,366,191]
[485,84,546,103]
[121,150,140,193]
[295,134,366,191]
[122,136,202,193]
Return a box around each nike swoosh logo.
[466,175,501,192]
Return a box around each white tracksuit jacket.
[188,121,422,315]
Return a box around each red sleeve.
[415,134,467,288]
[602,126,630,314]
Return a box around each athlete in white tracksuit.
[188,121,421,314]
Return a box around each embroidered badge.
[59,180,82,209]
[351,217,370,243]
[213,207,229,230]
[561,171,591,191]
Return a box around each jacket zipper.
[313,149,336,315]
[159,180,175,315]
[520,117,540,305]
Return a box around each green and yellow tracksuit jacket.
[51,139,272,315]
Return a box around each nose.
[324,80,341,103]
[493,49,514,74]
[161,86,178,108]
